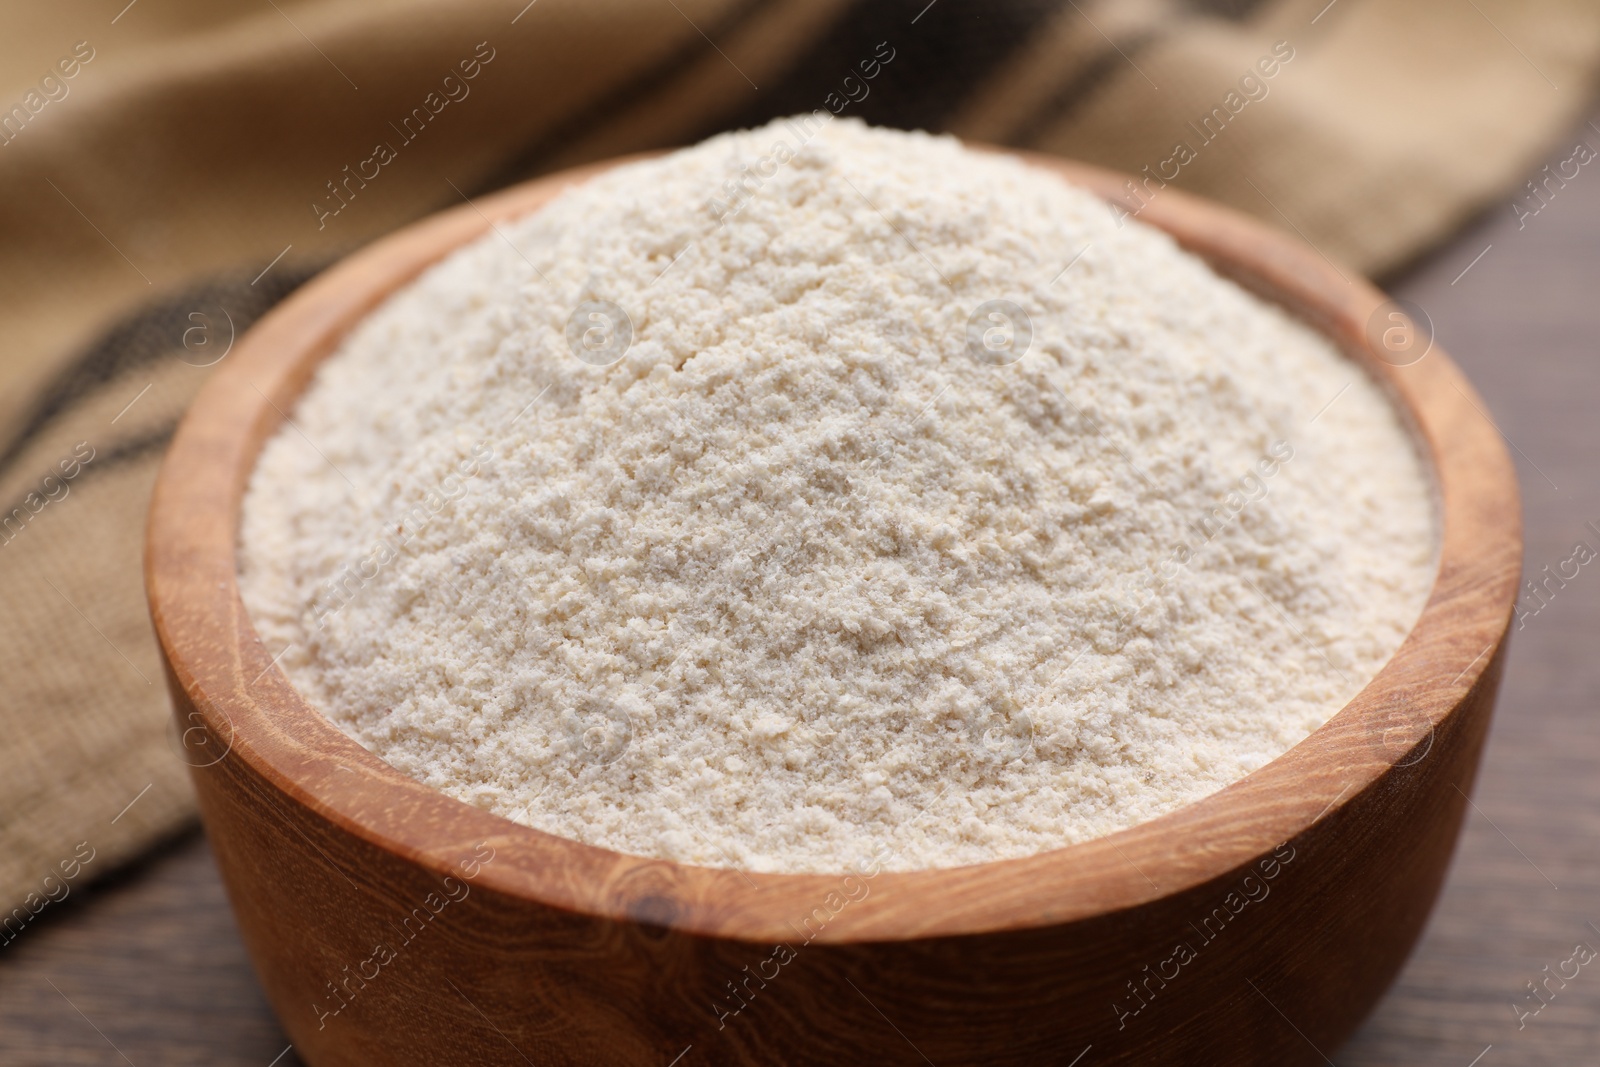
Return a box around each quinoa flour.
[238,117,1436,874]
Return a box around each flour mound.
[239,118,1435,874]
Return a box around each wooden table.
[3,113,1597,1064]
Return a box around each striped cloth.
[1,0,1596,916]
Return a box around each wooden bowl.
[146,149,1521,1066]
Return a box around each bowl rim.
[145,145,1521,945]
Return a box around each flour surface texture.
[239,118,1436,874]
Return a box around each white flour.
[238,117,1436,874]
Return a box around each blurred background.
[0,0,1597,1062]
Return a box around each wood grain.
[136,150,1521,1066]
[0,831,296,1067]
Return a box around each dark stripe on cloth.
[1189,0,1274,20]
[718,0,1061,136]
[0,426,174,521]
[0,268,312,474]
[471,0,780,195]
[1008,0,1272,153]
[1008,27,1166,148]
